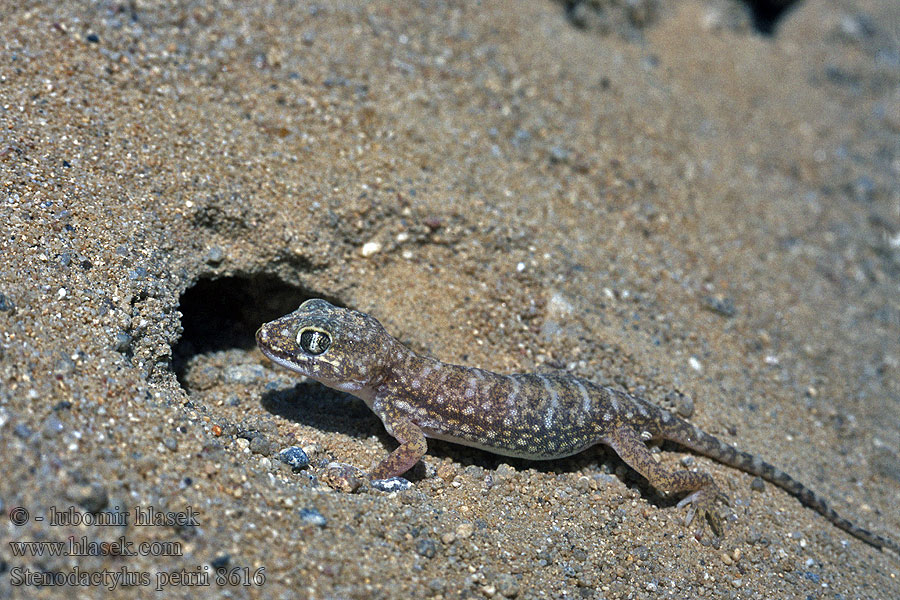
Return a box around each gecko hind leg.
[605,425,728,538]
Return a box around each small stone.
[65,482,109,514]
[13,424,32,439]
[162,437,178,451]
[249,434,272,456]
[436,463,457,482]
[456,523,474,539]
[360,241,382,257]
[210,554,230,570]
[0,292,15,313]
[114,332,132,353]
[223,364,266,384]
[496,573,520,598]
[441,532,456,544]
[676,394,694,418]
[750,477,766,492]
[494,463,516,479]
[299,507,327,527]
[320,462,363,493]
[278,446,310,470]
[548,145,570,164]
[42,415,65,436]
[371,477,412,492]
[205,246,224,265]
[701,295,736,317]
[415,538,437,558]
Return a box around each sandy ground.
[1,0,899,598]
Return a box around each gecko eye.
[298,328,331,355]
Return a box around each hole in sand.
[172,274,333,387]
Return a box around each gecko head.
[256,298,390,394]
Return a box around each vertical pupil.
[301,330,329,354]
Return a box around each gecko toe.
[678,486,726,539]
[705,508,725,538]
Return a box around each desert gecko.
[256,298,899,553]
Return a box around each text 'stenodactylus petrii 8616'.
[256,298,899,553]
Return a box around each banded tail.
[668,417,899,555]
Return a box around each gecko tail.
[667,418,900,555]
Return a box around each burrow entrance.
[172,274,332,386]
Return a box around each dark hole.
[744,0,801,36]
[172,274,339,383]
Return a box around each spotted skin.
[256,299,899,553]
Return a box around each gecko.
[256,298,899,553]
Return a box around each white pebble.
[360,241,382,257]
[688,356,703,372]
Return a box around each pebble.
[701,295,736,317]
[298,507,327,527]
[360,241,382,257]
[205,246,224,264]
[223,364,267,385]
[371,477,412,492]
[456,523,474,539]
[65,482,109,514]
[495,573,520,598]
[750,477,766,492]
[415,538,437,558]
[13,424,32,439]
[114,332,132,353]
[278,446,310,470]
[436,463,457,482]
[248,434,272,456]
[320,462,364,493]
[0,292,16,312]
[42,415,65,436]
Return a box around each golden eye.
[298,328,331,355]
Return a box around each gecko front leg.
[605,425,728,538]
[369,396,428,481]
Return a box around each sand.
[1,1,898,598]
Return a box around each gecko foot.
[676,486,727,538]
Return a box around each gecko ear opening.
[298,328,331,355]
